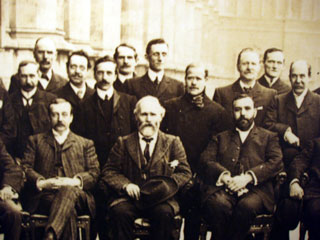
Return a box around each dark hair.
[48,98,73,115]
[289,60,312,77]
[18,60,38,74]
[185,63,209,78]
[236,48,260,66]
[232,93,254,108]
[94,55,117,74]
[113,43,138,60]
[146,38,168,55]
[66,50,91,69]
[263,48,283,63]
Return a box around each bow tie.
[243,87,252,93]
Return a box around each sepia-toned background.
[0,0,319,97]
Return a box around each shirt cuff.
[216,171,231,186]
[74,175,83,189]
[290,178,300,187]
[284,127,292,141]
[246,170,257,186]
[36,177,45,191]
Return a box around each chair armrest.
[276,172,287,185]
[300,172,309,188]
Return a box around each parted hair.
[48,98,73,115]
[94,55,117,74]
[66,50,91,69]
[146,38,168,55]
[113,43,138,60]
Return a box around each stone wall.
[0,0,319,95]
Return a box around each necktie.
[142,137,153,163]
[41,74,49,81]
[76,90,84,99]
[243,87,252,93]
[23,96,32,108]
[154,77,159,87]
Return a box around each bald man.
[9,37,67,94]
[264,60,320,240]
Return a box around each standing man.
[124,38,184,103]
[9,60,56,159]
[9,37,67,94]
[21,98,100,240]
[113,43,138,92]
[200,94,283,240]
[162,63,230,240]
[213,48,276,126]
[101,96,191,240]
[264,60,320,240]
[54,50,94,133]
[258,48,291,94]
[0,139,23,240]
[81,56,136,239]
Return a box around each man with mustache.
[258,48,291,94]
[162,63,230,239]
[9,60,56,158]
[113,43,138,92]
[21,98,100,240]
[264,60,320,240]
[200,94,283,240]
[213,48,276,127]
[80,56,136,239]
[101,96,192,240]
[124,38,184,104]
[54,50,94,134]
[9,37,67,94]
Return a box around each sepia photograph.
[0,0,319,239]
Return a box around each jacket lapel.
[157,75,169,97]
[126,132,142,169]
[44,131,56,149]
[285,92,299,114]
[231,79,243,94]
[297,90,313,115]
[149,131,169,169]
[113,90,120,114]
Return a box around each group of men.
[0,35,319,240]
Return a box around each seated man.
[0,139,23,240]
[288,138,320,240]
[101,96,192,240]
[200,94,283,240]
[21,98,100,240]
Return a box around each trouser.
[202,189,265,240]
[36,186,90,240]
[304,198,320,240]
[109,200,175,240]
[0,200,22,240]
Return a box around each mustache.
[139,122,155,128]
[54,122,65,128]
[40,60,51,65]
[71,73,83,78]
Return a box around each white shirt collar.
[38,69,52,90]
[97,87,114,101]
[264,74,279,87]
[70,82,86,99]
[138,132,158,157]
[21,88,37,99]
[117,72,133,83]
[148,68,164,82]
[52,128,70,145]
[236,123,254,143]
[293,88,308,109]
[239,80,256,90]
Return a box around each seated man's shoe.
[43,229,56,240]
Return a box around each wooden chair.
[133,215,182,240]
[299,172,310,240]
[30,214,90,240]
[199,172,287,240]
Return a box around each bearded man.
[199,94,283,240]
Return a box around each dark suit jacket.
[113,73,137,93]
[0,87,16,147]
[54,83,95,134]
[314,87,320,95]
[21,131,100,215]
[81,90,137,168]
[213,79,276,126]
[0,140,23,192]
[288,138,320,199]
[124,73,184,103]
[101,131,192,214]
[162,94,232,173]
[199,126,283,212]
[258,75,291,95]
[9,71,67,94]
[263,90,320,148]
[9,89,56,158]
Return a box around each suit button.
[237,147,240,150]
[232,158,235,162]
